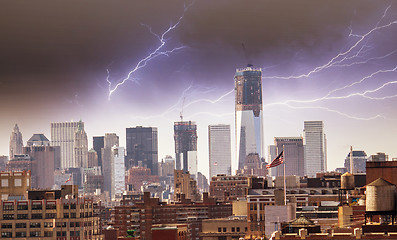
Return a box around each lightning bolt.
[106,2,194,99]
[263,4,396,80]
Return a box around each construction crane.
[179,97,185,122]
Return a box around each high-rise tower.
[74,120,88,168]
[303,121,327,177]
[235,67,264,170]
[208,124,231,177]
[9,124,23,159]
[51,121,80,169]
[174,121,198,178]
[126,126,158,175]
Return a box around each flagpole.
[283,145,286,206]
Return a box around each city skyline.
[1,0,397,178]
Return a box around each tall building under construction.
[235,66,264,170]
[174,121,198,178]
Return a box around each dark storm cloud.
[0,0,394,104]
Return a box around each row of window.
[1,222,53,229]
[1,231,52,238]
[2,211,92,220]
[217,226,246,233]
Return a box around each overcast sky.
[1,0,397,177]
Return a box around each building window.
[15,232,27,238]
[1,223,12,229]
[31,214,42,219]
[71,212,76,218]
[56,222,67,228]
[46,204,56,210]
[30,222,41,228]
[15,223,26,228]
[223,227,226,232]
[14,179,22,187]
[44,222,53,228]
[17,205,28,210]
[218,227,221,232]
[3,204,13,211]
[231,227,235,232]
[44,231,53,237]
[30,231,41,237]
[32,204,42,210]
[46,213,56,219]
[3,214,14,220]
[237,227,240,232]
[64,213,69,218]
[1,232,12,238]
[1,179,8,187]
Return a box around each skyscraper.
[74,120,88,168]
[274,137,305,177]
[174,121,198,178]
[208,124,231,177]
[235,67,264,170]
[303,121,327,177]
[51,121,80,169]
[102,133,119,195]
[126,126,158,175]
[111,146,125,200]
[93,136,104,168]
[9,124,23,159]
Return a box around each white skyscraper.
[303,121,327,177]
[51,121,80,169]
[235,67,264,170]
[111,146,125,200]
[208,124,231,177]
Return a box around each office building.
[73,121,88,168]
[87,149,99,168]
[235,67,264,170]
[51,121,80,169]
[274,137,305,177]
[93,136,104,169]
[174,121,198,178]
[303,121,327,177]
[9,124,23,159]
[344,150,367,173]
[126,126,158,175]
[174,170,200,202]
[101,133,119,195]
[268,145,278,177]
[0,184,103,239]
[23,145,60,189]
[208,124,231,177]
[111,146,125,200]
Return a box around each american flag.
[65,174,72,183]
[266,151,284,169]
